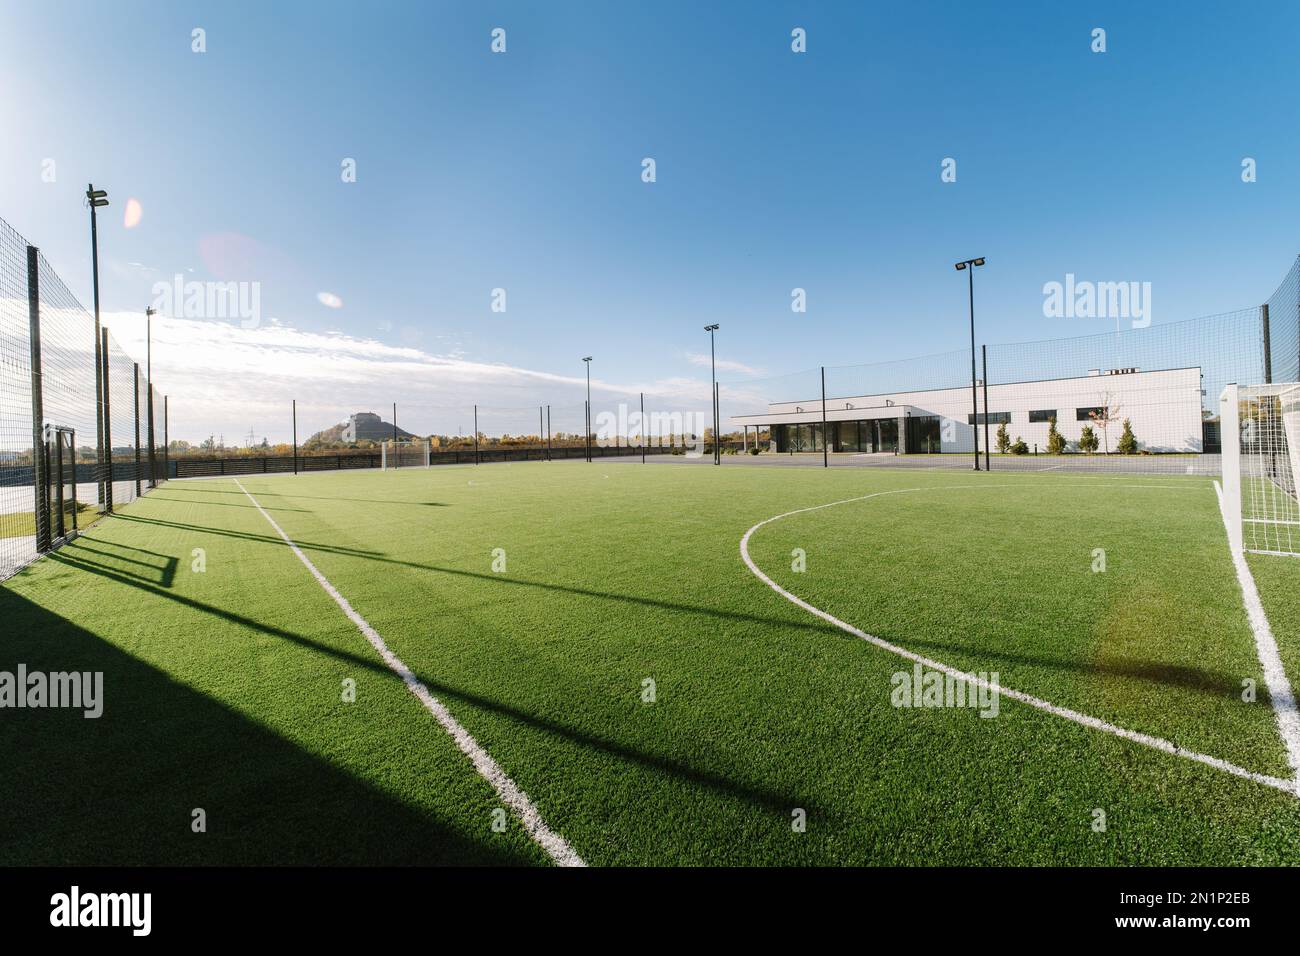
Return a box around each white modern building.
[731,366,1207,455]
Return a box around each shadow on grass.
[111,513,1241,699]
[47,542,834,827]
[166,486,449,508]
[0,582,534,866]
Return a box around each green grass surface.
[3,461,1299,865]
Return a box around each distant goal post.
[1220,382,1300,557]
[381,439,431,470]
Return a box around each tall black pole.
[88,186,106,503]
[292,400,299,475]
[546,404,551,461]
[163,395,169,480]
[982,345,991,471]
[710,329,718,465]
[640,392,646,463]
[473,404,480,464]
[539,406,544,459]
[392,402,397,445]
[968,265,980,471]
[145,307,156,488]
[585,359,592,462]
[820,366,829,468]
[27,245,50,553]
[132,362,141,497]
[101,328,113,512]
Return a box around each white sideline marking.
[739,487,1298,796]
[233,478,585,866]
[1215,480,1300,788]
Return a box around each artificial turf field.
[3,460,1300,866]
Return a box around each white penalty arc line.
[739,486,1299,797]
[233,478,585,866]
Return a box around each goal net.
[381,439,430,470]
[1220,383,1300,557]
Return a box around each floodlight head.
[87,189,107,200]
[954,261,966,271]
[582,356,592,363]
[973,257,986,267]
[704,323,719,332]
[92,199,110,207]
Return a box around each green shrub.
[1046,416,1066,455]
[748,446,761,455]
[1078,425,1099,453]
[995,422,1010,454]
[1010,437,1029,455]
[1117,418,1138,455]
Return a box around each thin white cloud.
[685,351,765,376]
[96,312,716,442]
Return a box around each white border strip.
[1215,480,1300,786]
[233,478,585,866]
[740,487,1297,796]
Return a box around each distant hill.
[306,412,415,446]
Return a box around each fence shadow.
[0,585,536,866]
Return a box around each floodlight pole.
[955,257,985,471]
[546,404,551,461]
[539,406,544,460]
[705,325,720,465]
[473,404,479,464]
[392,403,397,446]
[640,392,646,463]
[292,400,298,475]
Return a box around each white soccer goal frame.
[1220,382,1300,557]
[381,439,431,471]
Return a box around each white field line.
[233,478,585,866]
[739,485,1298,796]
[1215,480,1300,787]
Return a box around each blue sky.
[2,1,1298,441]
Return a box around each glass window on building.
[836,420,860,452]
[878,418,899,453]
[907,415,943,453]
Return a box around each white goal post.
[1220,382,1300,557]
[381,439,431,471]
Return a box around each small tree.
[1078,424,1099,453]
[995,422,1010,454]
[1117,418,1138,454]
[1010,436,1029,455]
[1046,416,1066,455]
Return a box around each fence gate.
[45,425,78,539]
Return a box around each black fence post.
[163,396,168,480]
[101,328,113,512]
[146,375,156,490]
[292,399,298,475]
[132,363,142,497]
[641,392,646,463]
[546,405,551,461]
[1261,303,1272,384]
[820,368,828,468]
[26,246,50,553]
[982,345,991,471]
